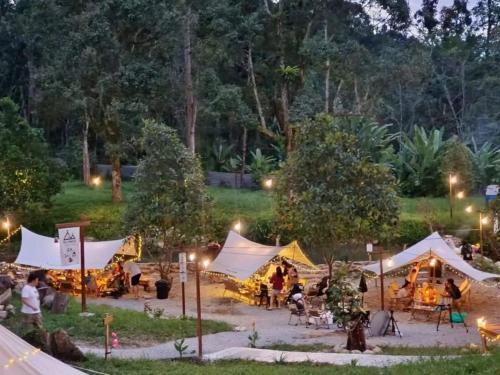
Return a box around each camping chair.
[288,297,308,326]
[307,296,331,329]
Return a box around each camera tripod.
[384,310,402,337]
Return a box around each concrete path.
[203,347,450,367]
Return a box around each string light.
[0,226,21,245]
[2,348,41,369]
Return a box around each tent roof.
[0,325,85,375]
[15,226,124,270]
[206,231,316,280]
[363,232,500,281]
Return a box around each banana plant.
[469,138,500,187]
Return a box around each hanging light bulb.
[387,258,394,267]
[429,258,437,267]
[233,220,242,233]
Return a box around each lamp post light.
[233,220,242,234]
[2,218,11,242]
[189,250,210,359]
[448,173,458,219]
[263,178,273,190]
[465,206,489,255]
[91,176,102,187]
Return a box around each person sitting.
[287,283,304,305]
[316,276,329,297]
[287,267,299,289]
[442,278,461,308]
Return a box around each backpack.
[449,284,461,300]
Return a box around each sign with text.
[59,227,80,266]
[179,252,187,283]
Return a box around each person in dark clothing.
[461,241,473,261]
[317,276,329,296]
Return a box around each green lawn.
[9,181,489,259]
[77,350,500,375]
[2,295,231,346]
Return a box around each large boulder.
[51,292,70,314]
[49,329,86,362]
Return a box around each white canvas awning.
[0,325,86,375]
[207,231,316,280]
[15,226,124,270]
[364,232,500,282]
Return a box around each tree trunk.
[82,114,91,186]
[111,154,123,203]
[51,292,70,314]
[240,127,248,188]
[324,21,330,113]
[248,45,274,139]
[184,6,197,154]
[346,316,366,351]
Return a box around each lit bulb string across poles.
[0,225,21,246]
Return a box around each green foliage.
[0,97,63,215]
[249,148,276,184]
[3,295,231,346]
[398,127,446,196]
[124,120,211,262]
[247,325,260,348]
[208,142,235,172]
[326,263,364,326]
[275,114,400,260]
[469,139,500,188]
[441,138,475,194]
[174,337,189,359]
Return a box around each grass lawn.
[76,349,500,375]
[2,295,231,346]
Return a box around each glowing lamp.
[91,176,102,186]
[264,178,273,189]
[1,220,10,230]
[387,258,394,267]
[233,221,242,233]
[429,258,437,267]
[202,259,210,269]
[481,216,489,225]
[465,206,473,213]
[189,253,196,262]
[449,175,457,184]
[477,317,486,328]
[456,191,465,199]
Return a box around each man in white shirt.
[123,261,141,299]
[21,273,42,328]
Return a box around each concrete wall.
[96,165,255,188]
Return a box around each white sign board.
[58,227,81,266]
[366,243,373,253]
[179,252,187,283]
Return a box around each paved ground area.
[203,347,453,367]
[78,275,499,361]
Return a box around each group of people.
[108,261,142,299]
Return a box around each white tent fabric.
[207,231,315,280]
[364,232,500,281]
[15,226,124,270]
[0,324,85,375]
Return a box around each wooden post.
[103,313,113,360]
[182,281,186,317]
[379,250,384,311]
[195,258,202,358]
[56,216,90,313]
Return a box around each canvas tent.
[15,226,126,270]
[363,232,500,281]
[0,324,85,375]
[207,230,316,280]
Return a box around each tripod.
[384,310,402,337]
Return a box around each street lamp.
[465,206,489,255]
[456,191,465,200]
[2,219,10,242]
[448,173,458,219]
[233,220,242,234]
[91,176,102,187]
[189,250,210,359]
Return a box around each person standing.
[21,273,42,328]
[268,266,284,310]
[123,261,142,299]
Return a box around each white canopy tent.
[364,232,500,281]
[15,226,125,270]
[0,325,85,375]
[207,230,316,280]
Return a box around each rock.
[372,346,383,354]
[22,329,51,354]
[49,329,86,362]
[0,311,7,319]
[364,350,374,354]
[51,292,70,314]
[350,350,362,354]
[0,288,11,306]
[42,293,55,309]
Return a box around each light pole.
[465,206,489,255]
[2,218,11,242]
[189,251,210,359]
[448,173,458,219]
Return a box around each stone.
[42,293,55,309]
[51,292,70,314]
[350,350,362,354]
[0,311,7,319]
[49,329,86,362]
[372,346,383,354]
[364,350,375,354]
[22,329,51,354]
[0,288,11,306]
